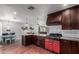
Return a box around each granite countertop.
[45,36,60,39]
[22,34,79,41]
[60,36,79,41]
[45,35,79,41]
[22,34,47,36]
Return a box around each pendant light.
[6,21,11,32]
[21,17,29,30]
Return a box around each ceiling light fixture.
[28,6,35,10]
[63,4,68,6]
[13,12,16,15]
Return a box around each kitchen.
[0,4,79,54]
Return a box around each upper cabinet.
[62,9,71,29]
[62,5,79,29]
[47,5,79,29]
[46,11,62,26]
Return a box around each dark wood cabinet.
[60,39,79,54]
[31,35,38,45]
[36,36,45,48]
[46,11,62,26]
[76,41,79,53]
[70,7,78,29]
[22,35,38,46]
[62,9,71,29]
[22,35,79,54]
[22,35,45,48]
[45,39,54,52]
[22,35,32,46]
[62,5,79,29]
[60,40,72,53]
[47,5,79,29]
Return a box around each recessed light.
[28,6,35,10]
[63,4,68,6]
[13,12,16,15]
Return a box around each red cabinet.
[45,39,54,51]
[45,39,60,53]
[53,40,60,53]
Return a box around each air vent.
[28,6,35,10]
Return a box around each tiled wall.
[48,25,79,38]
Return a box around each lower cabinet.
[76,42,79,53]
[45,39,54,51]
[22,35,32,46]
[22,35,79,54]
[36,36,45,48]
[60,39,79,54]
[31,35,38,45]
[22,35,45,48]
[60,40,72,53]
[53,40,60,53]
[45,39,60,53]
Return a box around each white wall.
[0,22,2,36]
[2,21,23,40]
[23,8,48,34]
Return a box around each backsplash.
[48,25,62,34]
[62,30,79,38]
[48,25,79,38]
[62,30,79,34]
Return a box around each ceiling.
[0,4,77,23]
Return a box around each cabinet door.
[31,35,37,44]
[22,36,26,46]
[70,7,78,29]
[40,39,45,48]
[70,41,78,53]
[76,42,79,53]
[76,6,79,29]
[62,9,71,29]
[45,39,51,49]
[62,6,79,29]
[60,40,72,54]
[45,39,54,51]
[45,39,60,53]
[47,11,62,25]
[53,40,60,53]
[36,36,45,48]
[25,36,31,45]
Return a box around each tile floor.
[0,41,52,54]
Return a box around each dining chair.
[5,36,11,45]
[10,33,16,43]
[0,36,3,45]
[2,33,11,45]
